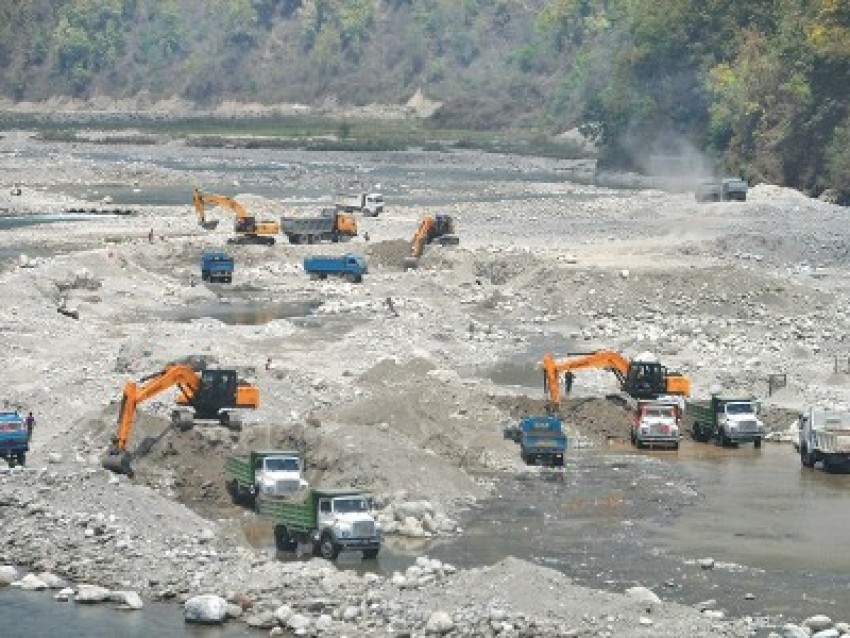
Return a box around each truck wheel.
[346,273,357,283]
[252,486,262,513]
[319,533,340,560]
[226,479,238,503]
[753,438,762,449]
[800,445,816,468]
[363,548,380,560]
[15,452,25,466]
[274,525,297,551]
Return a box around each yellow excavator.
[192,188,280,245]
[102,364,260,476]
[403,214,459,269]
[541,350,691,409]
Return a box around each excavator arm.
[192,188,280,241]
[113,364,201,452]
[542,350,632,408]
[410,216,436,259]
[193,187,251,225]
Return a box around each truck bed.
[224,456,253,485]
[258,495,315,533]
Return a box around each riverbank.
[1,128,849,636]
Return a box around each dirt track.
[1,130,849,636]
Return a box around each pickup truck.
[303,253,368,283]
[335,192,384,216]
[0,411,29,467]
[200,250,234,283]
[280,209,358,244]
[687,394,764,447]
[798,407,850,472]
[259,488,382,560]
[631,398,681,449]
[224,450,308,509]
[504,416,567,467]
[695,178,748,202]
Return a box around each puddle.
[482,335,576,390]
[166,300,322,325]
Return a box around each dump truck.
[335,192,384,216]
[259,488,382,560]
[225,450,308,508]
[0,410,29,467]
[200,250,234,283]
[514,415,567,467]
[695,178,748,202]
[631,398,682,449]
[280,209,357,244]
[303,253,368,283]
[687,394,764,447]
[798,408,850,472]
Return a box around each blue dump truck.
[0,411,29,467]
[303,253,368,283]
[201,250,234,283]
[504,415,568,467]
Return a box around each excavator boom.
[542,350,689,407]
[104,364,260,476]
[192,188,280,244]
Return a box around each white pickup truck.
[799,408,850,472]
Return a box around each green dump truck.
[687,394,764,447]
[224,450,308,509]
[259,488,382,561]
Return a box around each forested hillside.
[0,0,847,199]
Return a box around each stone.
[184,594,228,624]
[0,565,18,585]
[425,610,454,634]
[14,573,48,591]
[624,586,661,604]
[75,584,112,603]
[111,590,144,609]
[805,616,834,632]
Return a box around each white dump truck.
[799,408,850,471]
[631,398,682,449]
[225,450,309,509]
[335,192,384,216]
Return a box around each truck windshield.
[265,458,299,471]
[644,407,674,418]
[726,403,755,415]
[333,498,368,514]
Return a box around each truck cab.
[255,453,308,498]
[799,408,850,471]
[362,193,384,216]
[516,415,567,467]
[200,250,234,283]
[0,410,29,467]
[632,399,681,449]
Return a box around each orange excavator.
[541,350,690,409]
[192,188,280,245]
[101,364,260,476]
[403,214,459,268]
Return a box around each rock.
[782,623,810,638]
[804,616,834,632]
[245,611,277,628]
[36,572,67,589]
[697,557,715,569]
[111,590,144,609]
[274,604,293,624]
[75,584,112,603]
[184,594,228,624]
[287,613,310,631]
[425,610,454,634]
[342,605,360,621]
[13,573,48,591]
[703,610,725,620]
[55,587,74,601]
[812,630,840,638]
[0,565,18,585]
[225,603,243,618]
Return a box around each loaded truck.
[280,209,357,244]
[200,250,234,283]
[304,253,368,283]
[695,177,748,202]
[259,488,382,560]
[335,192,384,216]
[0,410,28,467]
[798,407,850,472]
[504,415,568,467]
[225,450,308,509]
[631,398,682,449]
[687,394,764,447]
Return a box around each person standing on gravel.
[24,411,35,439]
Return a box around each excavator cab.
[623,362,667,399]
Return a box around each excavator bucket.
[403,256,420,270]
[200,220,220,230]
[101,451,134,477]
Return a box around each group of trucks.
[223,450,382,560]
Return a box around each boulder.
[13,573,48,591]
[75,584,111,603]
[184,594,228,624]
[425,610,454,634]
[0,565,18,586]
[111,590,144,609]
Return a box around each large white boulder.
[184,594,228,624]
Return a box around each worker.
[148,228,154,243]
[385,297,399,318]
[564,372,574,394]
[24,411,35,439]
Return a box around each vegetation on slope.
[0,0,847,199]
